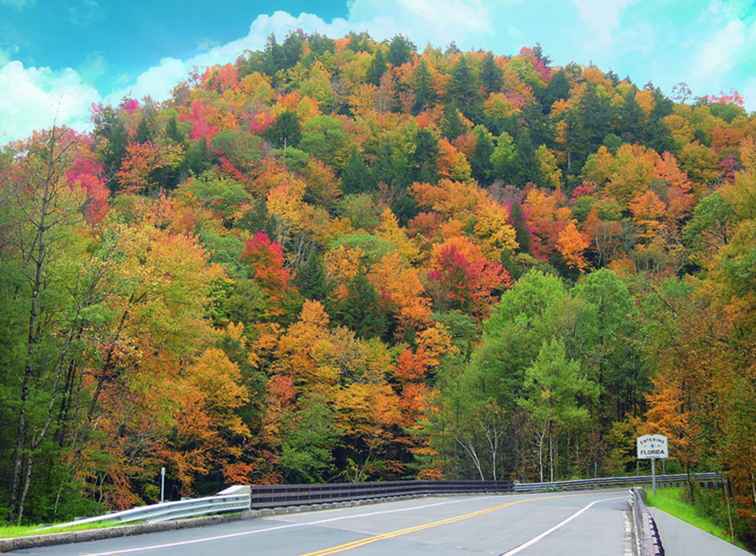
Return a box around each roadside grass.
[0,520,120,539]
[645,487,744,548]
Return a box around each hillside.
[0,31,753,544]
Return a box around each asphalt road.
[16,490,631,556]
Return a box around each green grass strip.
[645,487,742,547]
[0,520,121,539]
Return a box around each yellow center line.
[300,495,561,556]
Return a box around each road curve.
[15,490,630,556]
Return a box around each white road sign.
[637,434,668,459]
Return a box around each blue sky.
[1,0,754,143]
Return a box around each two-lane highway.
[16,490,630,555]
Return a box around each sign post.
[637,434,668,495]
[160,466,166,503]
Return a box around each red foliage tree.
[427,236,511,316]
[242,231,291,291]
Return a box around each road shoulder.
[650,508,752,556]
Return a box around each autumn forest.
[0,31,753,545]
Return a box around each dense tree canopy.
[0,31,753,546]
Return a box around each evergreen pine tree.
[470,126,494,184]
[480,52,503,93]
[642,88,675,152]
[281,30,305,70]
[342,149,375,194]
[514,128,538,185]
[412,129,439,183]
[412,60,435,114]
[447,56,481,120]
[441,102,464,140]
[509,202,531,253]
[185,139,213,176]
[166,115,185,144]
[388,35,415,66]
[135,115,153,144]
[266,111,302,148]
[93,106,128,192]
[542,70,570,112]
[335,274,388,340]
[263,34,285,76]
[619,90,643,143]
[367,50,387,86]
[294,251,330,301]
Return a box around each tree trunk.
[10,142,53,523]
[537,429,546,482]
[549,430,554,483]
[456,438,485,480]
[9,127,79,523]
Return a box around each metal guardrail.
[513,472,720,493]
[43,480,512,530]
[43,492,251,529]
[248,480,513,509]
[630,487,664,556]
[45,472,720,530]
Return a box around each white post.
[651,458,656,496]
[160,467,166,503]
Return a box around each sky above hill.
[1,0,754,143]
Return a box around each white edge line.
[500,496,625,556]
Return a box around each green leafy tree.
[571,269,647,423]
[490,132,518,182]
[519,339,598,482]
[341,149,375,194]
[388,35,415,66]
[265,111,302,148]
[307,33,336,58]
[346,32,372,53]
[300,116,349,168]
[280,398,338,483]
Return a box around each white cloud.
[695,19,746,80]
[0,61,100,143]
[572,0,634,47]
[104,10,351,104]
[106,2,494,106]
[689,13,755,110]
[105,57,187,105]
